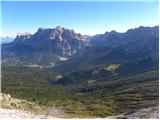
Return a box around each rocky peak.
[110,30,117,34]
[37,28,47,32]
[125,26,159,39]
[55,26,64,32]
[17,32,32,37]
[11,26,89,58]
[13,33,32,43]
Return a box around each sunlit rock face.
[13,26,88,57]
[1,26,89,65]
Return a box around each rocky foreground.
[0,93,63,119]
[0,108,64,119]
[0,106,159,119]
[105,106,159,119]
[0,93,159,119]
[0,108,53,119]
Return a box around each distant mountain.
[2,26,158,70]
[1,26,89,65]
[54,26,159,75]
[0,36,14,44]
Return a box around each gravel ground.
[0,108,54,119]
[106,106,159,119]
[0,107,158,119]
[0,93,63,119]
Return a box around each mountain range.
[0,36,14,44]
[2,25,159,84]
[2,26,89,65]
[2,26,158,67]
[1,25,159,118]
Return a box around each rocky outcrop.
[1,26,89,65]
[12,26,89,57]
[1,93,39,110]
[0,93,63,119]
[0,108,55,119]
[106,107,159,119]
[13,33,32,43]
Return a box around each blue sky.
[1,0,158,37]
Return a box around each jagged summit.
[2,26,89,65]
[17,32,32,36]
[14,32,32,43]
[13,26,88,45]
[37,27,47,32]
[2,26,158,66]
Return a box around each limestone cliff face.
[1,26,89,65]
[12,26,89,57]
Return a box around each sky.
[0,0,159,37]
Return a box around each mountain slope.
[54,26,159,75]
[1,26,89,65]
